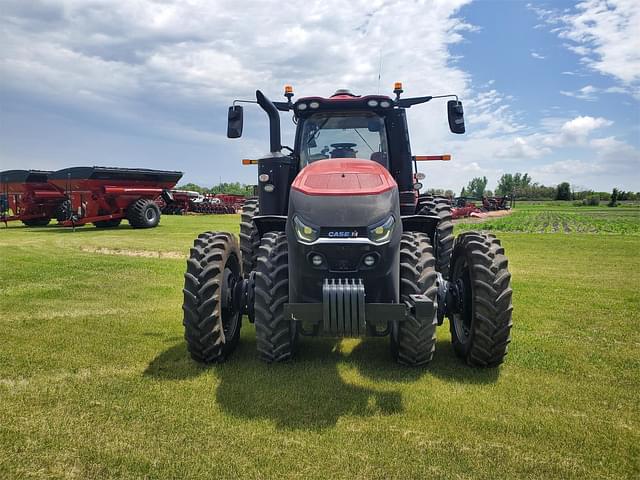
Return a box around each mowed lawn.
[1,209,639,479]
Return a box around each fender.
[401,214,440,245]
[253,215,287,237]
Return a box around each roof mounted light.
[297,103,308,110]
[284,84,294,105]
[380,100,391,108]
[309,101,320,109]
[367,99,379,107]
[393,81,404,100]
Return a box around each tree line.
[454,173,640,202]
[176,182,254,196]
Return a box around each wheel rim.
[451,256,473,344]
[220,255,241,341]
[145,207,156,222]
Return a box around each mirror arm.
[233,99,257,106]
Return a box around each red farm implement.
[190,194,245,214]
[1,170,66,227]
[159,190,201,215]
[48,166,182,228]
[160,190,246,215]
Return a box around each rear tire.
[418,196,454,278]
[182,232,242,363]
[240,198,260,277]
[22,218,51,227]
[93,219,122,228]
[127,199,161,228]
[448,231,513,367]
[390,232,438,366]
[254,232,297,362]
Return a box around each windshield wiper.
[307,118,330,146]
[354,129,374,152]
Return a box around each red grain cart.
[1,170,67,227]
[48,166,182,228]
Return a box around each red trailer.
[1,170,67,226]
[48,166,182,228]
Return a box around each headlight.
[293,216,319,243]
[368,216,395,244]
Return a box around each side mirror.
[227,105,244,138]
[447,100,465,134]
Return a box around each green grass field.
[1,204,639,479]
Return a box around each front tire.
[390,232,438,366]
[254,232,297,362]
[127,199,161,228]
[448,232,513,367]
[182,232,242,363]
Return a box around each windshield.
[299,113,389,167]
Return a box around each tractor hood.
[291,158,396,196]
[288,158,400,229]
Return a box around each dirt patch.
[453,209,513,224]
[80,247,184,259]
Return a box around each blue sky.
[1,0,638,192]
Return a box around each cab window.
[299,113,388,167]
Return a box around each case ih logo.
[327,230,359,238]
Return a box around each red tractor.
[182,84,513,367]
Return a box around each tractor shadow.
[145,330,499,430]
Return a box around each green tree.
[608,188,619,207]
[176,183,208,194]
[556,182,571,200]
[496,172,532,196]
[460,187,467,197]
[466,176,488,199]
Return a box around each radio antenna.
[377,48,383,94]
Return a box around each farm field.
[457,202,640,234]
[1,204,639,479]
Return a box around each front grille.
[315,244,370,271]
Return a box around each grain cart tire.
[390,232,439,366]
[254,232,298,362]
[418,196,454,278]
[448,231,513,367]
[22,218,51,227]
[182,232,242,363]
[240,198,260,277]
[127,199,161,228]
[93,219,122,228]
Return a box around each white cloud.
[0,0,475,180]
[532,0,640,97]
[531,51,545,60]
[559,85,599,101]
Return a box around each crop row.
[457,209,640,235]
